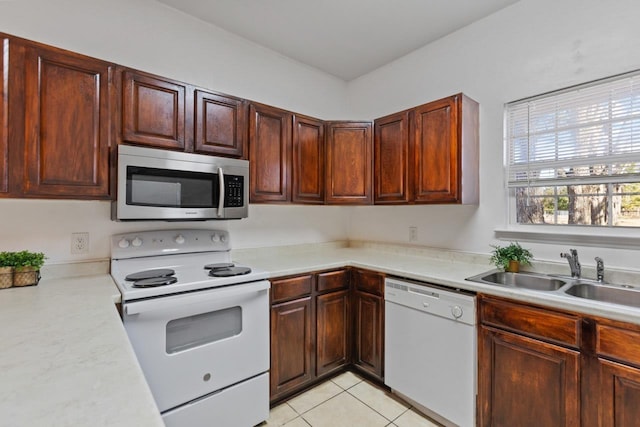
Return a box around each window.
[506,70,640,227]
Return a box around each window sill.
[494,227,640,250]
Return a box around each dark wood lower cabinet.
[316,290,350,376]
[478,326,580,427]
[270,297,313,400]
[269,268,385,404]
[353,291,383,380]
[600,359,640,426]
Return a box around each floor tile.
[286,381,343,414]
[331,371,362,390]
[283,417,311,427]
[393,409,441,427]
[302,392,389,427]
[347,381,409,421]
[265,403,299,426]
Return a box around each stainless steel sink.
[564,282,640,308]
[468,271,567,291]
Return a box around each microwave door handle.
[217,167,225,217]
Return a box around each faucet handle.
[595,257,605,282]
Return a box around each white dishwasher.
[384,277,476,427]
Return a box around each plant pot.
[13,266,40,287]
[0,266,13,289]
[506,260,520,273]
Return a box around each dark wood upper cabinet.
[325,121,373,205]
[413,94,478,204]
[122,70,188,151]
[292,114,324,204]
[22,44,113,198]
[0,37,8,194]
[249,103,292,203]
[194,90,247,158]
[374,110,411,204]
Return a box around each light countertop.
[3,242,640,427]
[0,274,163,427]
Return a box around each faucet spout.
[561,249,581,278]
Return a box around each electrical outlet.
[71,232,90,254]
[409,226,418,242]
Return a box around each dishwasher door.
[384,278,476,427]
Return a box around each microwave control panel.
[224,176,244,207]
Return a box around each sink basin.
[564,283,640,308]
[470,271,567,291]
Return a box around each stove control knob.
[211,233,220,243]
[118,238,130,249]
[220,234,227,243]
[451,305,464,319]
[131,237,143,247]
[175,235,185,245]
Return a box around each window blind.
[506,71,640,188]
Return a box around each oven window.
[165,306,242,354]
[127,166,217,208]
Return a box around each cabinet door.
[374,110,410,204]
[292,114,324,204]
[0,37,8,194]
[316,289,350,376]
[23,45,112,198]
[413,95,459,203]
[194,90,246,158]
[122,70,187,150]
[270,297,314,401]
[325,121,372,204]
[249,103,292,203]
[478,326,580,427]
[353,291,384,380]
[600,359,640,427]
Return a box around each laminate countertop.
[0,274,164,427]
[3,243,640,427]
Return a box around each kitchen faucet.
[560,249,581,278]
[595,257,605,282]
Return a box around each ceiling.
[156,0,520,81]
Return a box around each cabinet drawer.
[597,322,640,367]
[271,275,313,303]
[317,270,348,293]
[353,270,384,296]
[480,297,580,348]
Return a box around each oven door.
[122,280,270,412]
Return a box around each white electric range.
[111,229,270,427]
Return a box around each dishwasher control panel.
[385,278,476,325]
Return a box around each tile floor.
[264,372,442,427]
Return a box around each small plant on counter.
[11,250,46,287]
[0,251,16,289]
[489,242,533,272]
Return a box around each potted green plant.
[489,242,533,273]
[0,251,15,289]
[11,250,46,287]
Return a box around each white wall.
[0,0,350,264]
[346,0,640,270]
[3,0,640,271]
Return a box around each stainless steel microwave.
[112,145,249,221]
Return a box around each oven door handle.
[217,167,225,218]
[124,280,270,315]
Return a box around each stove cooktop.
[110,229,268,301]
